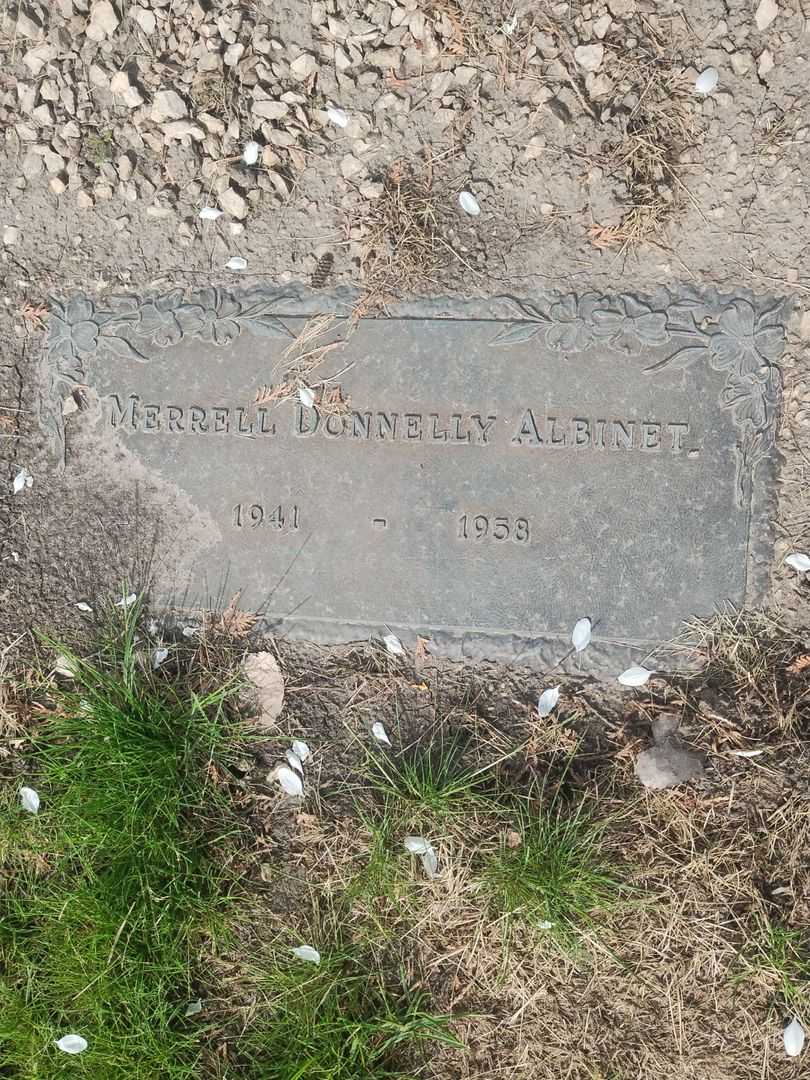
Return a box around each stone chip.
[635,739,705,789]
[574,44,604,72]
[86,0,120,41]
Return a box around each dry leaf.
[218,592,258,638]
[243,651,285,728]
[787,654,810,675]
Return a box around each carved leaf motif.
[644,346,711,373]
[490,322,546,347]
[243,314,294,339]
[99,334,148,362]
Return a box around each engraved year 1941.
[232,503,301,530]
[457,514,530,543]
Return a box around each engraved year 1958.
[232,503,301,530]
[457,514,530,543]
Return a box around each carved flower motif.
[189,288,244,346]
[709,299,784,376]
[720,367,780,430]
[49,297,99,359]
[546,294,598,352]
[137,289,188,347]
[590,296,669,356]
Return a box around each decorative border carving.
[43,287,296,462]
[44,285,787,511]
[488,292,786,509]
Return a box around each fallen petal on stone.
[199,206,223,221]
[226,256,248,271]
[785,552,810,574]
[298,386,315,408]
[571,618,591,653]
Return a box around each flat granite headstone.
[43,286,787,670]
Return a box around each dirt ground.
[1,2,810,1075]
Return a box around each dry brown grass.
[596,20,699,251]
[358,159,452,309]
[240,618,810,1080]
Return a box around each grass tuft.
[243,940,461,1080]
[0,604,247,1077]
[481,798,621,943]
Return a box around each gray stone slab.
[42,285,788,671]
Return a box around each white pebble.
[326,106,348,128]
[198,206,223,221]
[225,256,248,271]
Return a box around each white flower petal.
[728,748,765,758]
[53,653,76,678]
[286,750,304,773]
[19,786,40,814]
[617,665,653,687]
[383,633,404,656]
[371,721,392,746]
[785,552,810,574]
[458,190,481,216]
[184,998,203,1017]
[276,765,303,796]
[537,686,560,717]
[571,617,592,653]
[695,67,718,95]
[784,1016,805,1057]
[537,920,555,929]
[242,140,261,165]
[75,602,93,613]
[292,944,321,964]
[420,846,438,879]
[291,739,310,763]
[12,467,33,494]
[199,206,223,221]
[326,105,348,128]
[152,647,169,670]
[298,386,316,408]
[403,835,430,855]
[226,256,248,271]
[115,593,137,608]
[55,1034,88,1054]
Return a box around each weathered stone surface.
[635,740,705,789]
[43,286,787,669]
